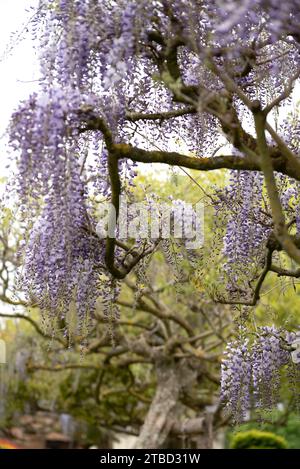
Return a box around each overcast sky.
[0,1,39,144]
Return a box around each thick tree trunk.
[133,360,181,449]
[194,411,213,448]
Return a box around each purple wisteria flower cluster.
[214,169,271,297]
[9,87,104,331]
[221,326,299,422]
[5,0,300,335]
[215,0,300,40]
[223,171,266,263]
[9,87,96,206]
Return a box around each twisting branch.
[81,115,160,278]
[215,245,274,306]
[265,121,300,180]
[125,106,196,122]
[254,107,300,265]
[0,312,66,345]
[270,265,300,278]
[79,110,300,283]
[264,67,300,113]
[113,144,259,171]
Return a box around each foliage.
[229,429,288,449]
[227,412,300,449]
[0,220,232,446]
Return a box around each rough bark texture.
[134,360,181,449]
[195,411,213,448]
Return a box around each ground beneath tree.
[0,411,77,449]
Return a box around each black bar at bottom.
[0,449,299,466]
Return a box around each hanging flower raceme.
[291,332,300,364]
[214,0,300,42]
[223,170,266,263]
[221,326,299,422]
[221,338,252,422]
[251,327,291,409]
[215,169,270,297]
[41,0,110,87]
[9,85,107,332]
[41,0,141,90]
[18,154,104,330]
[9,86,96,208]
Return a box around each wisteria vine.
[3,0,300,342]
[221,327,300,422]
